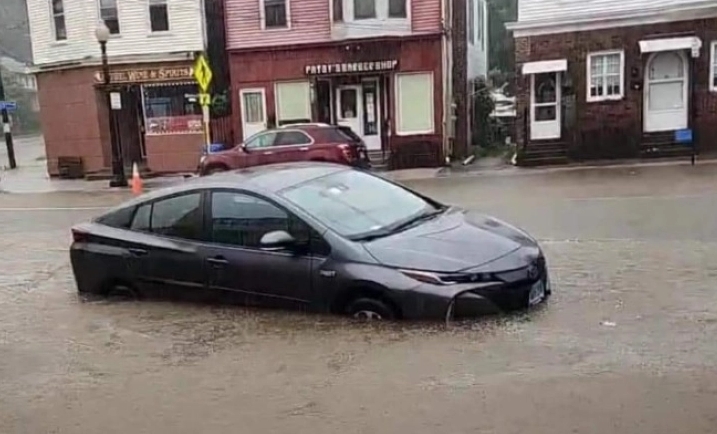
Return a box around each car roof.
[118,162,350,208]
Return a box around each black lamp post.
[95,23,127,187]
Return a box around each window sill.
[586,95,624,103]
[395,130,435,136]
[147,31,172,37]
[50,40,69,46]
[261,25,291,32]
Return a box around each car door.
[272,130,313,162]
[201,189,318,310]
[127,190,208,299]
[243,131,279,167]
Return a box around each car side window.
[96,206,135,229]
[274,131,312,147]
[245,132,278,150]
[130,203,151,231]
[149,193,203,240]
[210,191,316,250]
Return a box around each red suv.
[198,123,370,176]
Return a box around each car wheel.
[347,297,396,321]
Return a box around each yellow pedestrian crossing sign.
[198,93,211,107]
[193,54,213,92]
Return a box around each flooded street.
[2,164,717,433]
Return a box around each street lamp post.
[95,23,127,188]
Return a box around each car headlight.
[399,269,495,286]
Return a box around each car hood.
[362,208,537,272]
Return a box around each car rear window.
[318,126,361,143]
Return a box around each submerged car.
[70,163,550,320]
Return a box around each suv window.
[210,191,330,255]
[141,193,203,240]
[245,132,277,149]
[274,130,312,146]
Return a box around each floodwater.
[2,163,717,433]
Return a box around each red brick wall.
[36,68,110,175]
[228,36,444,147]
[515,18,717,158]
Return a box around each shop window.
[354,0,376,19]
[710,41,717,91]
[395,72,434,135]
[51,0,67,41]
[143,83,203,135]
[388,0,406,18]
[263,0,288,28]
[275,81,311,126]
[98,0,120,34]
[149,0,169,32]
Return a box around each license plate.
[528,279,546,306]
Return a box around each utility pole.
[0,67,17,169]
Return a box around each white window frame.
[586,50,625,102]
[50,0,67,42]
[274,80,311,125]
[97,0,121,35]
[148,0,170,33]
[260,0,291,30]
[336,0,409,22]
[710,41,717,92]
[394,72,435,136]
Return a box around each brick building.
[507,0,717,165]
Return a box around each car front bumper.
[399,273,551,321]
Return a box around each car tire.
[346,297,396,321]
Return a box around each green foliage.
[487,0,517,89]
[471,78,495,148]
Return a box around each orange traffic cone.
[131,162,143,195]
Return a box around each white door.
[530,72,561,140]
[644,51,688,132]
[336,85,363,143]
[240,88,267,140]
[360,80,382,151]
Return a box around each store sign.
[304,60,399,76]
[94,66,194,84]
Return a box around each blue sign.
[675,128,693,144]
[0,101,17,111]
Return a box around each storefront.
[37,60,204,177]
[228,36,444,168]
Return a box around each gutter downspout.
[441,0,453,164]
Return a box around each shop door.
[643,51,688,132]
[240,88,267,140]
[529,72,561,141]
[336,84,381,150]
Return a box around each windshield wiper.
[387,207,446,234]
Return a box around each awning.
[521,59,568,75]
[639,36,702,54]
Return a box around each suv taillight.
[338,144,356,161]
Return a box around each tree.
[487,0,518,91]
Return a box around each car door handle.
[299,147,309,151]
[262,151,273,155]
[128,248,148,256]
[207,256,228,266]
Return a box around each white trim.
[522,59,567,75]
[259,0,292,30]
[394,71,435,136]
[711,41,717,92]
[529,72,561,140]
[586,50,625,103]
[147,0,171,33]
[639,36,701,54]
[507,3,717,38]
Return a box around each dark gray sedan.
[70,162,551,321]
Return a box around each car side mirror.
[260,230,297,251]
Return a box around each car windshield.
[279,170,442,240]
